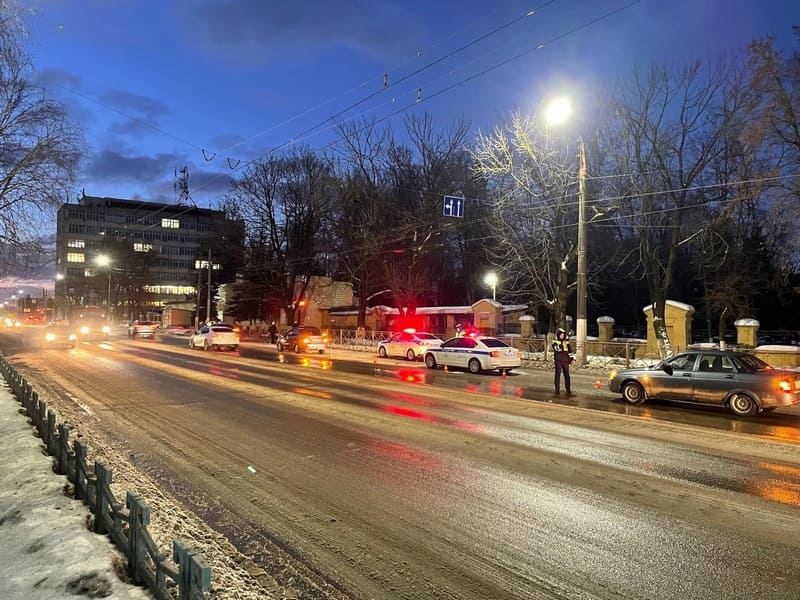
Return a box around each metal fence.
[0,355,211,600]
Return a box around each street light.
[95,255,112,323]
[546,97,587,366]
[483,272,498,302]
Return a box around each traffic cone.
[594,379,602,389]
[501,369,507,379]
[444,365,448,372]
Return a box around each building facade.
[55,193,240,323]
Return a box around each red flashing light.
[403,328,417,334]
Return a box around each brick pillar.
[597,316,615,343]
[734,318,759,348]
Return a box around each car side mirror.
[662,364,673,376]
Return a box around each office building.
[55,193,240,322]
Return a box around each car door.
[649,353,698,401]
[453,337,478,368]
[387,333,403,356]
[437,338,462,366]
[691,353,736,405]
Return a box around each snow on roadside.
[6,362,276,600]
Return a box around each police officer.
[551,327,574,395]
[455,323,465,337]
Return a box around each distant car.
[43,325,78,349]
[189,324,240,351]
[128,320,156,339]
[76,320,110,340]
[424,336,521,374]
[608,349,800,417]
[378,330,443,361]
[277,326,328,354]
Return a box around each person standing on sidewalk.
[551,328,574,395]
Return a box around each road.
[2,327,800,599]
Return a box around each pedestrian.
[268,321,278,344]
[551,327,574,395]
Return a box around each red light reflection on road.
[384,405,434,421]
[385,392,431,406]
[466,384,478,393]
[396,368,425,384]
[367,439,441,470]
[208,365,239,379]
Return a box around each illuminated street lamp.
[483,272,498,302]
[546,97,587,366]
[95,255,112,323]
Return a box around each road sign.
[443,195,464,218]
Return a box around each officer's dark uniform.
[551,328,573,395]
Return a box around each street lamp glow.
[544,95,587,366]
[545,97,572,126]
[483,272,498,302]
[95,254,110,267]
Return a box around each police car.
[423,335,521,374]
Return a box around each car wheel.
[293,343,301,353]
[728,393,758,417]
[203,340,209,351]
[189,339,195,349]
[424,354,437,369]
[378,346,388,358]
[468,358,482,374]
[406,348,416,361]
[622,381,646,405]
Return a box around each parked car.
[76,319,110,340]
[188,324,240,351]
[423,336,521,374]
[128,320,156,339]
[43,325,78,349]
[378,330,443,361]
[277,326,328,354]
[608,349,800,417]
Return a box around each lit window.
[133,243,153,253]
[67,252,85,263]
[161,218,180,229]
[67,239,85,248]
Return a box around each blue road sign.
[443,195,465,218]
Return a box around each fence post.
[74,439,88,501]
[57,423,71,475]
[127,492,149,584]
[94,462,111,534]
[174,540,211,600]
[47,409,58,455]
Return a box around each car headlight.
[102,326,110,333]
[69,334,77,341]
[45,333,55,342]
[80,326,90,335]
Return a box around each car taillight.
[777,378,794,393]
[322,336,329,342]
[233,327,240,333]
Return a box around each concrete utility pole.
[576,139,587,366]
[206,249,212,324]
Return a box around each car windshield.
[733,354,773,372]
[480,338,509,348]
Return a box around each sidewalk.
[0,381,150,600]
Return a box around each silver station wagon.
[608,350,800,417]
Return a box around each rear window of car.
[480,338,509,348]
[300,327,321,335]
[211,326,233,332]
[417,333,439,340]
[136,321,155,326]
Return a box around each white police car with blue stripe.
[424,335,521,374]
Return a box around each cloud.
[85,149,182,182]
[97,89,171,122]
[175,0,424,63]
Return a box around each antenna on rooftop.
[174,166,191,205]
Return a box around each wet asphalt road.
[3,328,800,599]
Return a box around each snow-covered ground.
[0,383,149,600]
[0,377,271,599]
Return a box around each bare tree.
[229,148,335,325]
[0,6,81,273]
[602,61,750,357]
[471,112,580,330]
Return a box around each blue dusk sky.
[21,0,800,210]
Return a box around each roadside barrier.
[0,354,211,600]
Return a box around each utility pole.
[194,265,202,331]
[206,249,212,324]
[576,138,587,366]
